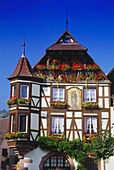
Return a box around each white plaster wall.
[101,157,114,170]
[41,98,50,107]
[104,98,109,108]
[25,148,78,170]
[25,147,49,170]
[42,87,50,96]
[99,86,103,96]
[104,87,109,97]
[98,98,103,108]
[31,97,40,107]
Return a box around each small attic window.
[59,34,74,44]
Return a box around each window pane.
[84,117,97,134]
[19,115,27,132]
[20,85,28,98]
[2,149,8,157]
[11,114,16,132]
[52,88,65,101]
[12,85,16,97]
[84,89,96,102]
[43,155,70,168]
[51,116,64,135]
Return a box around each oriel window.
[11,114,16,132]
[19,114,28,132]
[12,85,16,97]
[20,85,29,98]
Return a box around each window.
[19,114,28,132]
[12,85,16,97]
[43,155,70,170]
[1,161,6,169]
[20,85,29,98]
[10,149,15,156]
[11,114,16,133]
[84,117,97,135]
[52,88,65,101]
[2,149,8,157]
[51,116,64,135]
[84,89,96,102]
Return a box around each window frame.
[10,114,16,133]
[52,87,65,101]
[2,148,8,157]
[18,114,28,133]
[20,84,29,99]
[43,155,70,169]
[11,84,16,97]
[83,116,98,136]
[51,115,65,136]
[83,87,97,102]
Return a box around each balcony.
[7,140,38,157]
[4,132,38,157]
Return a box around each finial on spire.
[66,7,68,30]
[21,39,26,57]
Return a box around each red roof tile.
[8,56,37,80]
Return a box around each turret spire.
[21,40,26,57]
[66,8,68,30]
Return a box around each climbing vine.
[38,133,114,170]
[38,136,87,169]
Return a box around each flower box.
[17,98,31,105]
[53,105,67,109]
[50,135,65,141]
[6,96,17,106]
[4,132,29,140]
[82,102,98,109]
[50,101,67,109]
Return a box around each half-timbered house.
[6,30,113,170]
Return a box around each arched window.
[40,152,75,170]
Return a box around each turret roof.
[8,56,36,80]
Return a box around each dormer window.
[20,85,29,98]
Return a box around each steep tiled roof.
[8,56,37,80]
[47,30,87,51]
[0,118,9,144]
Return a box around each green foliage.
[38,137,88,164]
[76,163,86,170]
[17,98,31,104]
[4,132,29,139]
[90,130,114,160]
[38,134,114,169]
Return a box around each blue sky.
[0,0,114,110]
